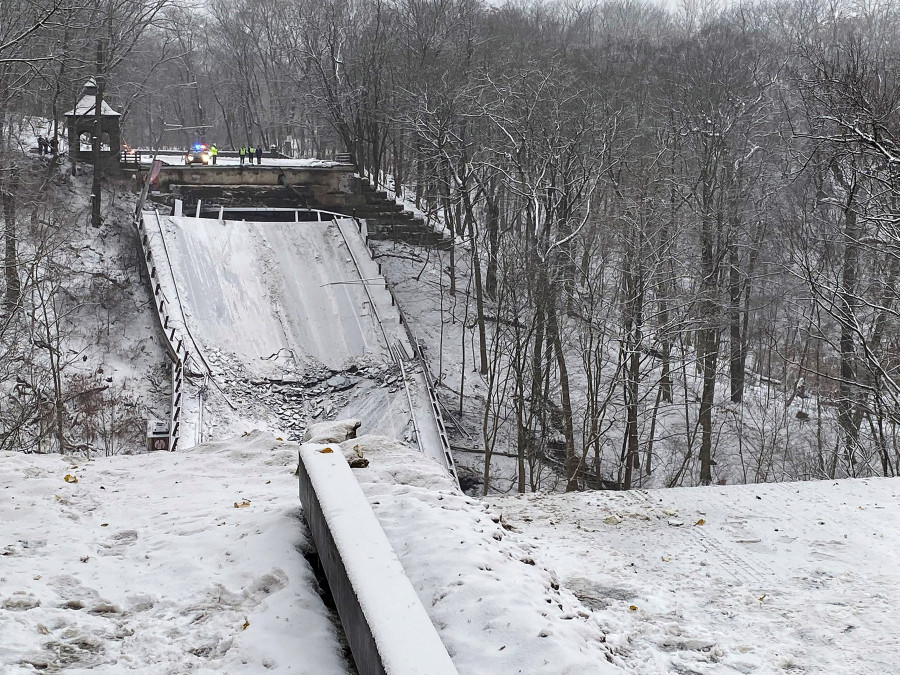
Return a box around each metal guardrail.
[331,215,459,486]
[120,150,141,169]
[134,211,188,451]
[389,288,460,486]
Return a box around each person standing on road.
[248,144,255,165]
[255,145,262,165]
[239,145,246,165]
[210,143,218,165]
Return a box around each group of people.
[239,145,264,165]
[37,136,58,155]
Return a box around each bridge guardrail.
[134,210,188,451]
[330,214,458,486]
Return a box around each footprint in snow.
[97,529,139,556]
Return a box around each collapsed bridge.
[138,208,456,477]
[134,162,460,672]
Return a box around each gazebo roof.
[64,94,121,118]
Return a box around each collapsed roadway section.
[140,208,457,481]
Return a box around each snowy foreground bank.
[2,432,898,673]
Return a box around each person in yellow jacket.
[210,143,218,165]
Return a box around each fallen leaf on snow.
[242,619,250,630]
[629,605,638,611]
[695,519,706,526]
[64,474,78,483]
[319,447,334,454]
[234,500,251,508]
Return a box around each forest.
[1,0,899,491]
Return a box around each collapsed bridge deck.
[142,211,456,476]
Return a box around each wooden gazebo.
[64,78,121,163]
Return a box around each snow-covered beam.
[297,443,458,675]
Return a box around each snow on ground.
[0,421,625,675]
[348,434,624,674]
[0,434,349,674]
[4,412,898,673]
[486,478,900,674]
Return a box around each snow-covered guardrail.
[135,211,188,451]
[333,216,459,486]
[297,443,458,675]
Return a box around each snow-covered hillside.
[0,434,349,673]
[488,478,900,674]
[3,429,897,673]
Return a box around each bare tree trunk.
[728,239,744,402]
[698,204,719,485]
[542,264,578,491]
[91,38,106,229]
[485,179,499,299]
[1,170,20,311]
[530,294,546,489]
[622,236,644,489]
[464,198,489,376]
[698,324,718,485]
[836,172,861,471]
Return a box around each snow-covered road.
[161,216,389,376]
[148,214,454,476]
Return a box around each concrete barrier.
[297,444,458,675]
[154,165,356,192]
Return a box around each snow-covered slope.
[0,434,349,673]
[4,426,897,673]
[487,478,900,674]
[158,216,390,376]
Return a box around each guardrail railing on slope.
[134,210,189,452]
[330,214,458,485]
[346,218,459,486]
